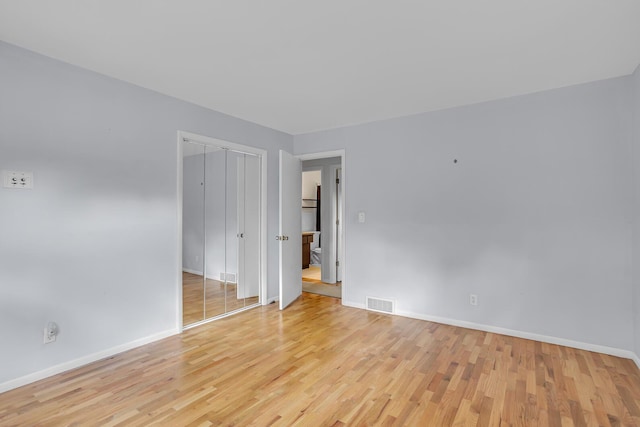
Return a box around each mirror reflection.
[182,140,261,327]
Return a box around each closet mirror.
[182,140,261,328]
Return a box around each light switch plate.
[3,170,33,189]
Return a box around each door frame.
[177,131,268,330]
[296,149,345,300]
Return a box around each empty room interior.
[2,1,640,425]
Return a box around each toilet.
[311,231,321,265]
[311,247,321,265]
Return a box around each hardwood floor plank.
[1,292,640,426]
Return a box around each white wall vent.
[366,296,395,314]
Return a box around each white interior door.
[279,150,302,310]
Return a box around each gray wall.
[2,37,638,389]
[295,76,635,351]
[0,41,292,385]
[633,64,640,357]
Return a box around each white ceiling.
[1,1,639,135]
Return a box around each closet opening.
[178,132,266,329]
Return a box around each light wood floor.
[183,271,259,326]
[302,265,323,283]
[2,293,640,426]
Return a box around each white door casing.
[337,167,343,282]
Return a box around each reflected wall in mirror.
[203,145,227,319]
[182,140,261,328]
[182,141,205,325]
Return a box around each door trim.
[177,131,268,330]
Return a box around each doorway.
[178,132,267,329]
[300,157,343,299]
[278,148,346,309]
[301,169,321,281]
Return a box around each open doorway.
[301,157,342,298]
[301,169,321,281]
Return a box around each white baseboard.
[0,328,179,394]
[342,300,365,310]
[343,300,639,366]
[632,352,640,370]
[3,304,638,395]
[265,296,279,305]
[398,309,637,361]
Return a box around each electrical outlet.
[469,294,478,306]
[3,170,34,189]
[43,327,56,344]
[43,322,58,344]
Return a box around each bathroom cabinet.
[302,232,314,268]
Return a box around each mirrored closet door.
[182,139,261,328]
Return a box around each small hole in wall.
[453,159,458,164]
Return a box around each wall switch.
[358,211,366,223]
[469,294,478,306]
[3,170,33,189]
